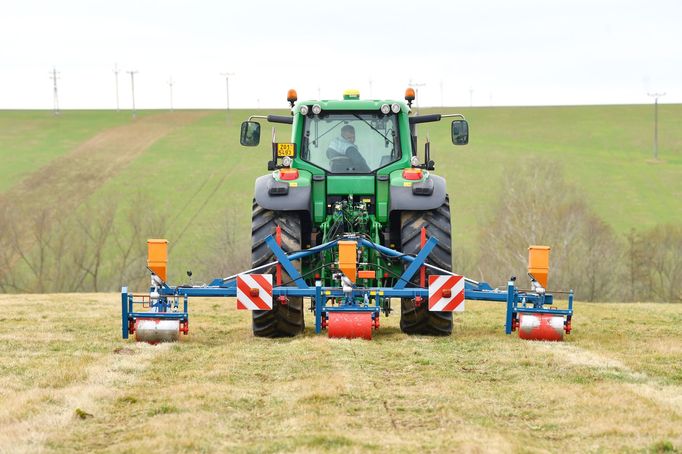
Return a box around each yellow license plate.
[277,143,295,157]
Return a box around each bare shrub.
[623,228,653,302]
[199,205,250,279]
[476,159,622,301]
[644,224,682,303]
[0,191,167,293]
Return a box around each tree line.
[1,161,680,302]
[456,160,682,303]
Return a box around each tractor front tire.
[250,201,304,337]
[399,197,453,336]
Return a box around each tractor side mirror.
[240,121,261,146]
[451,120,469,145]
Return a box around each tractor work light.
[410,156,420,166]
[300,105,309,115]
[312,104,322,115]
[380,104,391,114]
[287,89,298,105]
[282,156,293,167]
[391,103,401,113]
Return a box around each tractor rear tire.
[399,196,453,336]
[250,201,304,337]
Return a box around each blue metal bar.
[121,287,129,339]
[465,289,508,302]
[505,281,515,335]
[128,312,188,320]
[264,235,308,289]
[465,280,495,291]
[315,282,323,334]
[156,285,431,299]
[393,237,438,289]
[324,306,380,312]
[514,307,572,315]
[288,238,343,261]
[357,238,417,263]
[568,290,574,312]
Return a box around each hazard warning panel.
[428,275,465,312]
[236,274,273,310]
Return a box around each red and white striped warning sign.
[236,274,273,310]
[428,275,465,312]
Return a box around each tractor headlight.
[300,105,309,115]
[380,104,390,114]
[312,104,322,115]
[391,103,401,113]
[411,156,420,166]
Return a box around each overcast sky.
[1,0,680,109]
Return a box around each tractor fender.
[254,174,311,211]
[389,174,447,212]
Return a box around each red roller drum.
[327,312,373,340]
[518,313,564,341]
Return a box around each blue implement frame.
[121,234,574,339]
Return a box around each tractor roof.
[296,99,409,111]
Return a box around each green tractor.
[240,88,469,337]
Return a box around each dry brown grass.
[0,294,680,453]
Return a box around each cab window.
[301,112,401,174]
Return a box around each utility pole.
[113,63,120,111]
[127,70,138,118]
[49,67,60,115]
[469,87,474,107]
[369,78,373,98]
[220,72,235,120]
[168,77,174,111]
[647,92,666,160]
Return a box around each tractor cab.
[300,110,401,174]
[239,88,469,176]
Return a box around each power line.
[647,92,666,160]
[49,67,60,115]
[127,70,138,118]
[168,77,174,112]
[647,92,666,161]
[220,72,235,119]
[113,63,120,111]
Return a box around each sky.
[1,0,680,109]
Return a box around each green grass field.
[1,105,679,286]
[0,294,680,452]
[1,106,680,452]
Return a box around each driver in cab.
[326,125,371,173]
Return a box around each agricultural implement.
[121,88,574,342]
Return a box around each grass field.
[0,105,680,285]
[0,294,680,453]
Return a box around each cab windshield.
[300,112,401,174]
